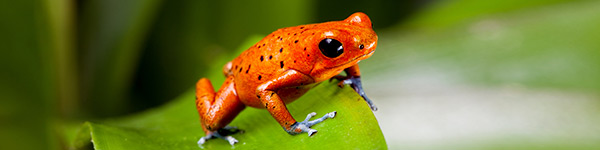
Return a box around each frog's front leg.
[333,64,378,111]
[257,70,336,136]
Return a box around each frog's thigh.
[206,76,246,130]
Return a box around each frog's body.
[195,12,378,145]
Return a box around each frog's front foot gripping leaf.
[198,126,240,146]
[334,76,378,111]
[286,111,337,136]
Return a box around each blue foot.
[198,126,240,146]
[288,111,336,136]
[341,77,378,111]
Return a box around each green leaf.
[73,82,386,149]
[72,35,387,149]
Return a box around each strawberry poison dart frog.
[195,12,378,145]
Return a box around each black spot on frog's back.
[280,61,284,68]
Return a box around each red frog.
[195,12,378,145]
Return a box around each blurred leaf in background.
[361,0,600,149]
[0,0,69,149]
[403,0,576,30]
[77,0,163,117]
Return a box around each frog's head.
[310,12,378,81]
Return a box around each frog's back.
[230,24,331,107]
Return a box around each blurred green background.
[1,0,599,149]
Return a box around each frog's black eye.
[319,38,343,58]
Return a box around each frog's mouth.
[360,49,376,59]
[325,49,375,69]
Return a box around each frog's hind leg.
[195,77,246,146]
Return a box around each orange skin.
[195,12,378,145]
